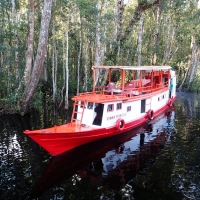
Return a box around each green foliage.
[68,78,78,97]
[29,89,44,111]
[106,60,115,66]
[138,0,154,6]
[1,0,200,114]
[188,76,200,92]
[75,0,98,17]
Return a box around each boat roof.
[92,66,171,70]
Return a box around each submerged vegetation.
[0,0,200,114]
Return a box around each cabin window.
[127,106,131,112]
[158,94,166,101]
[141,99,146,113]
[107,104,114,112]
[87,102,93,109]
[80,101,85,108]
[117,103,122,110]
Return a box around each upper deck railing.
[75,79,169,99]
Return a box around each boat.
[24,65,176,156]
[29,109,175,198]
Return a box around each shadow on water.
[1,92,200,199]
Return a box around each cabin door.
[93,103,104,126]
[141,98,151,113]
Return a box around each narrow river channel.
[0,91,200,199]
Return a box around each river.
[0,92,200,200]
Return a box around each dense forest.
[0,0,200,115]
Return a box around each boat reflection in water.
[30,107,175,199]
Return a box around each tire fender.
[147,109,154,120]
[167,98,172,107]
[116,119,125,131]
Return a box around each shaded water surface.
[0,92,200,199]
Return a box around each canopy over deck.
[92,66,171,71]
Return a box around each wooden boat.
[24,66,176,155]
[29,109,175,198]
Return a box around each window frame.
[127,106,131,112]
[116,103,122,110]
[87,102,94,109]
[107,104,114,112]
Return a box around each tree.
[2,0,200,116]
[11,0,19,81]
[21,0,53,113]
[24,0,34,86]
[137,13,144,67]
[178,0,200,90]
[64,4,70,110]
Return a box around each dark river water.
[0,92,200,200]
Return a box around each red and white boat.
[24,66,176,156]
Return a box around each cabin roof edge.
[92,66,172,70]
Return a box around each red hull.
[24,97,176,156]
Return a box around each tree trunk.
[52,19,57,103]
[94,0,102,85]
[11,0,19,81]
[100,0,108,86]
[24,0,34,85]
[136,13,144,78]
[65,7,70,110]
[117,0,124,58]
[110,0,119,55]
[187,37,200,89]
[116,0,125,40]
[58,40,65,109]
[76,8,82,95]
[162,18,176,65]
[0,6,5,80]
[77,32,82,94]
[83,38,89,91]
[178,67,189,91]
[137,13,144,67]
[116,0,125,61]
[22,0,53,113]
[101,0,108,64]
[113,0,118,41]
[152,4,161,65]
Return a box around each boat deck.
[72,87,169,103]
[24,123,104,134]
